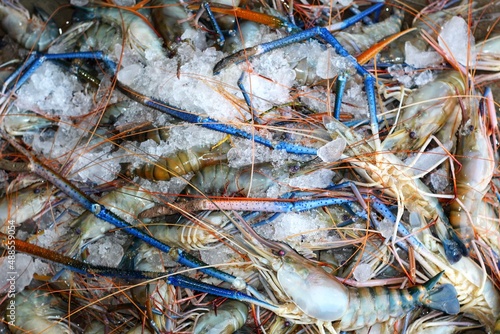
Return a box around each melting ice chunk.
[439,16,476,67]
[318,137,346,163]
[405,41,443,68]
[289,169,335,189]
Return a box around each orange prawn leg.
[356,27,417,65]
[188,3,295,31]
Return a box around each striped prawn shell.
[135,146,229,181]
[339,285,428,330]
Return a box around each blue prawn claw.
[1,132,264,297]
[4,50,318,156]
[0,232,278,312]
[412,271,460,315]
[213,23,381,146]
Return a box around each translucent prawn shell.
[275,252,349,321]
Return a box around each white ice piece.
[318,137,346,163]
[405,41,443,68]
[289,169,335,189]
[438,16,476,67]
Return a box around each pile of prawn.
[0,0,499,333]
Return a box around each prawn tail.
[419,271,460,315]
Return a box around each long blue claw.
[2,134,265,297]
[4,51,116,93]
[213,24,380,142]
[4,233,277,313]
[328,2,385,31]
[168,275,279,311]
[6,51,317,156]
[117,81,317,155]
[202,2,225,47]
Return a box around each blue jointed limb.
[237,71,264,124]
[212,21,382,142]
[202,2,225,47]
[0,132,266,298]
[116,81,318,155]
[0,232,279,312]
[3,50,317,155]
[368,197,425,251]
[2,51,117,93]
[139,194,357,217]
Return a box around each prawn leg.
[139,197,354,218]
[333,73,347,120]
[4,51,318,155]
[201,2,225,47]
[116,80,318,155]
[0,132,265,297]
[213,27,381,150]
[2,51,117,94]
[0,232,279,311]
[237,71,264,124]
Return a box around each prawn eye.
[409,131,417,139]
[33,188,41,194]
[468,124,474,132]
[278,249,286,256]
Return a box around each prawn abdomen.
[339,273,459,330]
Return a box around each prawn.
[229,214,459,333]
[0,0,58,51]
[448,89,496,251]
[193,300,248,334]
[324,116,466,263]
[382,71,466,153]
[131,144,230,182]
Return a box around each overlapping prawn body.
[334,7,404,55]
[151,212,231,250]
[133,143,230,181]
[414,244,500,331]
[476,33,500,71]
[121,124,171,144]
[73,5,164,59]
[8,290,73,334]
[131,245,178,332]
[184,163,276,197]
[65,185,155,257]
[3,107,55,136]
[382,71,466,152]
[474,200,500,256]
[448,94,495,250]
[193,300,248,334]
[151,0,197,50]
[233,218,459,333]
[0,183,55,233]
[324,117,465,262]
[0,0,58,51]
